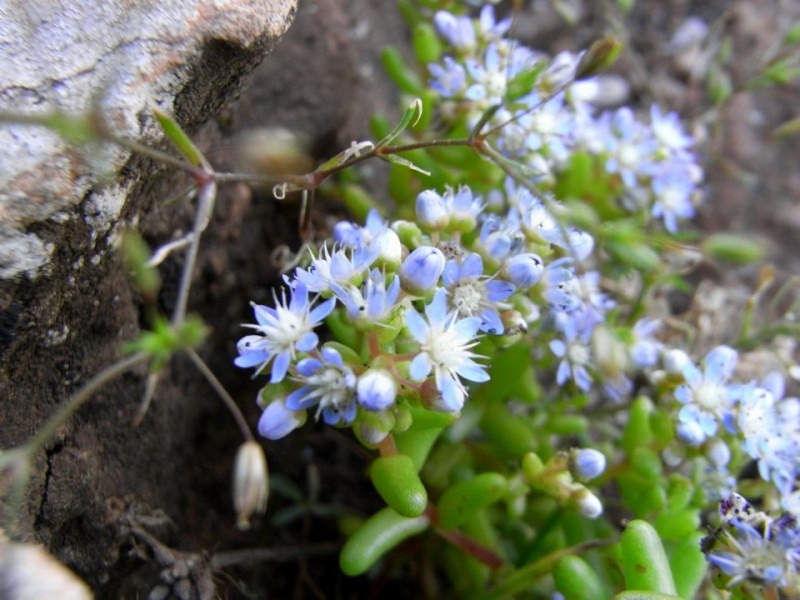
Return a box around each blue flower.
[602,107,658,187]
[477,4,512,42]
[429,57,468,98]
[443,252,515,334]
[285,346,357,426]
[405,288,489,411]
[331,269,401,326]
[736,379,800,496]
[674,345,738,441]
[235,282,336,383]
[442,185,484,231]
[651,159,698,233]
[629,318,663,368]
[706,520,797,590]
[433,10,476,50]
[650,104,695,155]
[550,332,593,392]
[294,243,377,294]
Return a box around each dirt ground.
[1,0,798,598]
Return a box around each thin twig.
[186,348,253,442]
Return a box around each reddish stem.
[425,504,505,569]
[376,434,397,458]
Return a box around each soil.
[1,0,798,598]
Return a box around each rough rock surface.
[0,0,296,279]
[0,0,298,596]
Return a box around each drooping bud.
[232,441,269,530]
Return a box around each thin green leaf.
[375,98,423,149]
[152,106,209,169]
[379,151,431,176]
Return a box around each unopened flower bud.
[574,489,604,519]
[373,228,402,267]
[570,448,607,480]
[400,246,445,293]
[676,420,706,446]
[506,253,544,289]
[357,369,398,412]
[416,190,449,231]
[233,441,269,530]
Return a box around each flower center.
[424,321,472,372]
[452,280,483,316]
[695,381,727,413]
[568,343,589,366]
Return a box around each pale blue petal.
[286,386,314,410]
[575,366,592,392]
[453,315,483,339]
[330,252,352,280]
[485,280,515,301]
[253,304,275,326]
[296,357,322,377]
[479,309,503,334]
[410,353,432,381]
[674,384,692,405]
[556,360,570,385]
[405,308,429,342]
[457,362,490,383]
[296,331,319,352]
[270,351,291,383]
[443,260,460,287]
[289,283,309,312]
[550,339,566,357]
[705,346,738,383]
[321,346,343,366]
[258,401,304,440]
[310,297,337,323]
[426,288,449,324]
[439,376,465,411]
[462,253,483,278]
[234,350,268,368]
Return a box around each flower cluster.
[236,176,609,442]
[428,5,703,233]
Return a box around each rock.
[0,0,297,280]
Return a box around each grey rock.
[0,0,297,279]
